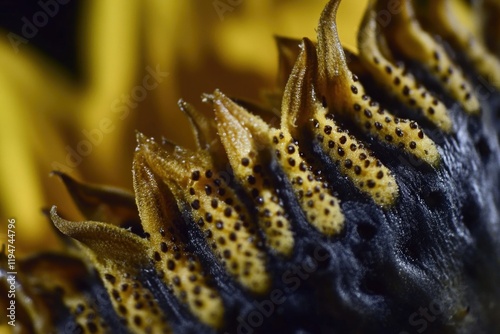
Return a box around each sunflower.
[1,0,500,333]
[0,0,366,256]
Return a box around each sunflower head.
[2,0,500,333]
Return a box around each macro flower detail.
[2,0,500,333]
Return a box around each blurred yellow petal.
[212,0,368,76]
[142,0,191,146]
[0,71,51,255]
[81,0,140,118]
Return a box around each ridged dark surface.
[125,87,500,333]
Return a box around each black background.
[0,0,80,79]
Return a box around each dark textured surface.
[38,63,499,334]
[2,1,499,333]
[129,83,500,333]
